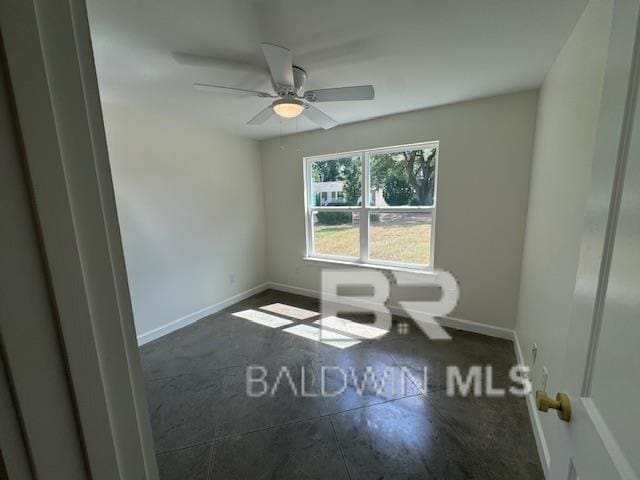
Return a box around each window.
[304,142,438,269]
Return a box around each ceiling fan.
[192,43,375,129]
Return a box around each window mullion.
[360,151,369,262]
[304,158,312,256]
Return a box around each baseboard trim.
[513,331,551,476]
[136,283,269,345]
[267,281,514,340]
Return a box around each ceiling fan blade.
[295,37,379,70]
[247,105,275,125]
[194,83,274,98]
[260,43,294,89]
[173,52,262,73]
[303,104,338,129]
[304,85,375,102]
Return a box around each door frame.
[0,0,157,478]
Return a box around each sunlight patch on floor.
[260,303,318,320]
[283,323,361,349]
[232,309,293,328]
[314,316,388,340]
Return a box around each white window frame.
[303,141,439,271]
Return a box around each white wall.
[103,104,267,337]
[261,91,539,329]
[515,0,613,458]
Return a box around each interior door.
[542,0,640,478]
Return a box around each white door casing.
[0,0,158,478]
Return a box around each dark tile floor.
[140,289,543,480]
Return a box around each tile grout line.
[155,439,213,456]
[379,347,429,395]
[207,437,216,480]
[154,384,465,457]
[328,415,353,480]
[421,389,495,478]
[308,360,331,421]
[153,389,459,472]
[143,362,245,384]
[209,392,425,443]
[154,385,448,457]
[383,347,438,396]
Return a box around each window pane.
[369,212,432,265]
[313,211,359,258]
[311,156,361,207]
[369,146,437,207]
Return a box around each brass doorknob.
[536,390,571,422]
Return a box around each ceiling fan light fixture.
[272,98,304,118]
[190,43,374,129]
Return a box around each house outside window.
[304,142,438,269]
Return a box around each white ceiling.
[87,0,588,140]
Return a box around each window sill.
[303,256,436,276]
